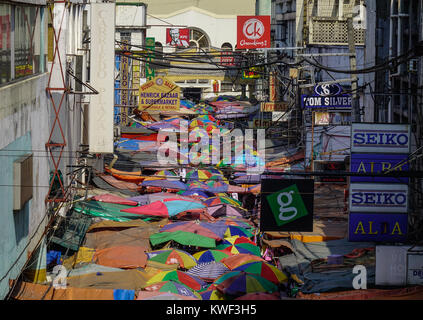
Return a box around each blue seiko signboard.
[349,213,408,242]
[351,123,411,153]
[350,153,409,183]
[349,183,408,213]
[301,83,351,109]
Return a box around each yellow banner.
[138,77,180,112]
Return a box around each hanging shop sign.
[242,66,263,79]
[314,112,351,125]
[138,76,180,112]
[220,50,235,66]
[301,95,352,109]
[348,213,408,242]
[321,161,346,183]
[301,83,351,109]
[351,123,411,154]
[260,102,288,112]
[349,183,408,213]
[350,153,409,183]
[145,37,155,81]
[120,41,130,126]
[260,178,314,232]
[166,28,190,47]
[237,15,271,49]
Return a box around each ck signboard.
[349,183,408,213]
[260,179,314,232]
[237,16,271,49]
[351,123,411,153]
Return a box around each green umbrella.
[150,230,216,248]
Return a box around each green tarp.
[73,201,148,222]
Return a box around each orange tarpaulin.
[9,281,115,300]
[93,245,148,269]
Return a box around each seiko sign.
[349,183,408,213]
[314,83,343,96]
[351,123,411,153]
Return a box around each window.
[0,4,12,84]
[0,3,45,86]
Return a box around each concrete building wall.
[0,73,50,299]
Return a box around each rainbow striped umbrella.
[233,261,288,284]
[203,196,242,208]
[146,249,197,269]
[193,250,230,263]
[216,243,261,257]
[223,225,254,238]
[143,280,202,299]
[200,288,226,300]
[214,271,278,297]
[146,270,207,291]
[221,236,256,247]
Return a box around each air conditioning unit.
[13,154,33,211]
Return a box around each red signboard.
[237,16,271,49]
[166,28,190,47]
[220,51,235,66]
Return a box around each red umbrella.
[91,194,138,206]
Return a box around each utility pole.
[347,17,360,122]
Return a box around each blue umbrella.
[179,189,211,199]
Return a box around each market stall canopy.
[121,199,205,218]
[143,280,202,300]
[146,270,207,291]
[146,249,197,269]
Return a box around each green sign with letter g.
[266,184,309,226]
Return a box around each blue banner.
[351,153,409,183]
[349,213,408,242]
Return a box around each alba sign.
[237,16,271,49]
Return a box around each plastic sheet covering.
[278,239,376,294]
[73,201,143,222]
[84,224,164,251]
[66,270,149,290]
[66,264,124,277]
[114,289,135,300]
[62,247,96,269]
[9,281,115,300]
[92,245,148,269]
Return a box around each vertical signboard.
[145,37,155,81]
[89,3,115,153]
[349,123,410,242]
[120,42,130,126]
[260,178,314,232]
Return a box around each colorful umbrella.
[221,254,266,270]
[186,169,225,182]
[178,190,211,199]
[159,221,222,241]
[186,262,230,282]
[221,236,257,247]
[150,231,216,248]
[187,180,229,193]
[193,250,230,263]
[224,225,254,238]
[141,179,187,190]
[121,199,205,218]
[143,280,202,299]
[200,289,226,300]
[136,291,199,300]
[216,243,261,257]
[147,249,197,269]
[203,196,242,208]
[146,270,207,291]
[207,204,247,218]
[214,271,278,297]
[90,194,138,206]
[214,217,253,229]
[233,261,288,284]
